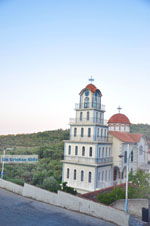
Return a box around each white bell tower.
[62,79,113,193]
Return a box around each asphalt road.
[0,188,116,226]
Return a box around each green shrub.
[61,182,77,195]
[42,176,60,192]
[7,178,24,186]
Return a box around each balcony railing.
[75,102,105,111]
[63,155,113,164]
[70,117,108,125]
[70,136,112,143]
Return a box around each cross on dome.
[117,106,122,113]
[89,76,94,84]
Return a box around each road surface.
[0,188,116,226]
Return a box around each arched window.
[124,151,127,163]
[106,147,108,157]
[101,129,103,137]
[82,146,85,156]
[67,168,69,178]
[131,151,133,162]
[99,147,101,157]
[84,97,89,108]
[88,172,92,183]
[75,146,78,155]
[102,147,104,158]
[98,172,101,181]
[87,112,90,120]
[105,170,107,181]
[68,145,71,155]
[109,147,111,156]
[104,129,107,137]
[88,128,91,137]
[102,171,104,181]
[109,169,111,180]
[74,128,77,137]
[74,169,76,180]
[81,128,84,137]
[80,112,83,121]
[89,147,92,157]
[96,112,98,122]
[81,170,84,181]
[97,128,100,137]
[139,145,143,155]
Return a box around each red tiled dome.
[108,113,131,124]
[79,83,102,95]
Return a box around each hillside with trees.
[131,124,150,137]
[0,129,69,190]
[0,123,149,191]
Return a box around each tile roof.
[109,131,143,143]
[79,83,102,95]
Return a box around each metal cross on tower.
[117,106,122,113]
[89,76,94,83]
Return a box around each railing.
[70,136,112,143]
[75,102,105,111]
[63,155,113,164]
[69,117,108,125]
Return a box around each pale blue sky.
[0,0,150,134]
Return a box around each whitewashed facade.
[62,84,113,193]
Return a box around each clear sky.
[0,0,150,135]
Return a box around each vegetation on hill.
[0,129,69,191]
[131,124,150,137]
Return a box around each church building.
[62,80,149,193]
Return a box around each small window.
[84,97,89,108]
[102,171,104,181]
[81,128,84,137]
[98,172,101,181]
[124,151,127,163]
[80,112,83,121]
[101,129,103,137]
[131,151,133,162]
[89,147,92,157]
[75,146,78,155]
[139,145,143,155]
[88,128,91,137]
[109,147,111,156]
[82,146,85,156]
[97,128,99,137]
[106,147,108,157]
[68,145,71,155]
[81,170,84,181]
[67,168,69,178]
[109,169,111,180]
[74,169,76,180]
[99,147,101,157]
[105,170,107,181]
[87,112,90,120]
[88,172,92,183]
[102,147,104,158]
[96,112,98,120]
[74,128,77,137]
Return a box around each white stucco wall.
[63,163,96,191]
